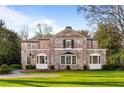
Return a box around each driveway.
[0,70,60,79]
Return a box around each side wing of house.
[87,39,106,69]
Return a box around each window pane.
[61,56,65,64]
[40,56,44,64]
[72,56,76,64]
[93,56,98,64]
[66,56,71,64]
[90,56,92,64]
[65,40,72,48]
[27,57,31,64]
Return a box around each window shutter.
[63,39,66,48]
[72,40,74,48]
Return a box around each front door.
[36,55,48,69]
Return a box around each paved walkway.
[0,70,60,79]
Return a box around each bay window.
[90,55,101,64]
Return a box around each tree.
[0,19,5,28]
[35,23,53,38]
[19,25,30,40]
[120,49,124,69]
[95,23,122,64]
[0,19,21,65]
[77,5,124,37]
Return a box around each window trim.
[36,53,47,64]
[60,55,77,65]
[63,39,74,48]
[90,55,101,64]
[26,56,31,65]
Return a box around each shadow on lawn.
[0,79,124,87]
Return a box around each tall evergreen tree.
[0,20,21,65]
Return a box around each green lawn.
[1,70,124,87]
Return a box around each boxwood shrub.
[49,65,55,70]
[0,69,12,74]
[66,65,70,70]
[0,64,12,74]
[1,64,9,69]
[26,65,36,69]
[10,64,22,70]
[83,65,88,70]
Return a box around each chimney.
[65,26,72,30]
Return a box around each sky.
[0,5,91,37]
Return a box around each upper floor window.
[63,39,74,48]
[27,43,31,49]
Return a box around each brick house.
[21,26,106,70]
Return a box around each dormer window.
[63,39,74,48]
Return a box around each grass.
[1,70,124,87]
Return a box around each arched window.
[90,53,101,64]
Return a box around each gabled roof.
[22,26,87,42]
[54,26,86,38]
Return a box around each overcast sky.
[0,5,92,37]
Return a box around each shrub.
[1,64,9,69]
[83,65,88,70]
[49,65,55,70]
[102,64,120,70]
[26,65,36,69]
[10,64,21,70]
[66,65,70,70]
[0,69,12,74]
[32,65,36,69]
[0,64,12,74]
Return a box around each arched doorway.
[36,53,48,69]
[89,53,101,69]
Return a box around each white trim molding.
[60,54,77,65]
[29,49,50,50]
[90,53,101,56]
[55,48,83,50]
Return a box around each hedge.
[102,64,120,70]
[26,65,36,69]
[10,64,21,70]
[0,69,12,74]
[0,64,12,74]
